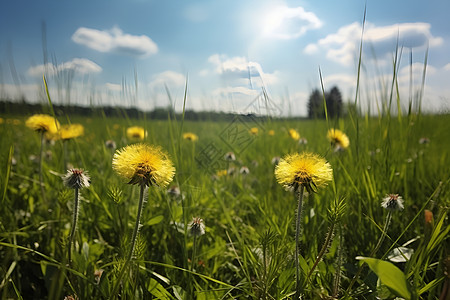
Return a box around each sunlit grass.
[0,104,448,299]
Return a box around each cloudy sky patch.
[72,26,158,57]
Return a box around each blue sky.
[1,0,449,116]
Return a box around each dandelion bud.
[424,209,433,224]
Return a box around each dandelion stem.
[372,211,392,255]
[191,234,198,272]
[295,185,305,299]
[38,131,47,202]
[63,140,68,171]
[128,183,146,261]
[345,210,393,295]
[68,188,80,264]
[110,183,146,299]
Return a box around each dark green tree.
[326,86,343,118]
[307,89,324,118]
[307,86,343,119]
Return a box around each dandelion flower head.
[275,152,333,193]
[224,152,236,161]
[268,130,275,136]
[240,166,250,175]
[63,168,90,189]
[381,194,404,211]
[59,124,84,140]
[249,127,259,135]
[216,169,228,177]
[112,143,175,187]
[26,114,60,134]
[105,139,117,150]
[327,129,350,150]
[189,217,205,236]
[289,129,300,141]
[126,126,146,140]
[183,132,199,141]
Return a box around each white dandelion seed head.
[189,217,205,237]
[63,168,91,189]
[381,194,404,211]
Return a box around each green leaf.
[145,215,164,226]
[147,278,174,299]
[357,256,411,299]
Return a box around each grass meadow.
[0,92,449,299]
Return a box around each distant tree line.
[307,86,344,119]
[0,100,285,122]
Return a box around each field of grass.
[0,107,449,299]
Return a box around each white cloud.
[444,63,450,71]
[316,61,450,114]
[212,86,259,97]
[259,4,322,39]
[323,73,357,87]
[149,71,186,89]
[105,83,122,92]
[208,54,279,85]
[305,22,443,65]
[304,44,319,54]
[72,26,158,57]
[27,58,102,77]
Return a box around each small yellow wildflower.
[59,124,84,140]
[327,129,349,150]
[216,169,228,177]
[25,114,59,134]
[183,132,199,141]
[126,126,146,140]
[6,119,21,125]
[288,129,300,141]
[112,143,175,187]
[268,130,275,136]
[275,152,332,193]
[249,127,259,135]
[0,117,4,124]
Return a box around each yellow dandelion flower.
[268,129,275,136]
[59,124,84,140]
[112,143,175,187]
[327,129,350,150]
[0,117,4,124]
[249,127,259,135]
[7,119,21,125]
[275,152,332,193]
[289,129,300,141]
[126,126,146,140]
[25,114,59,134]
[216,169,228,177]
[183,132,199,141]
